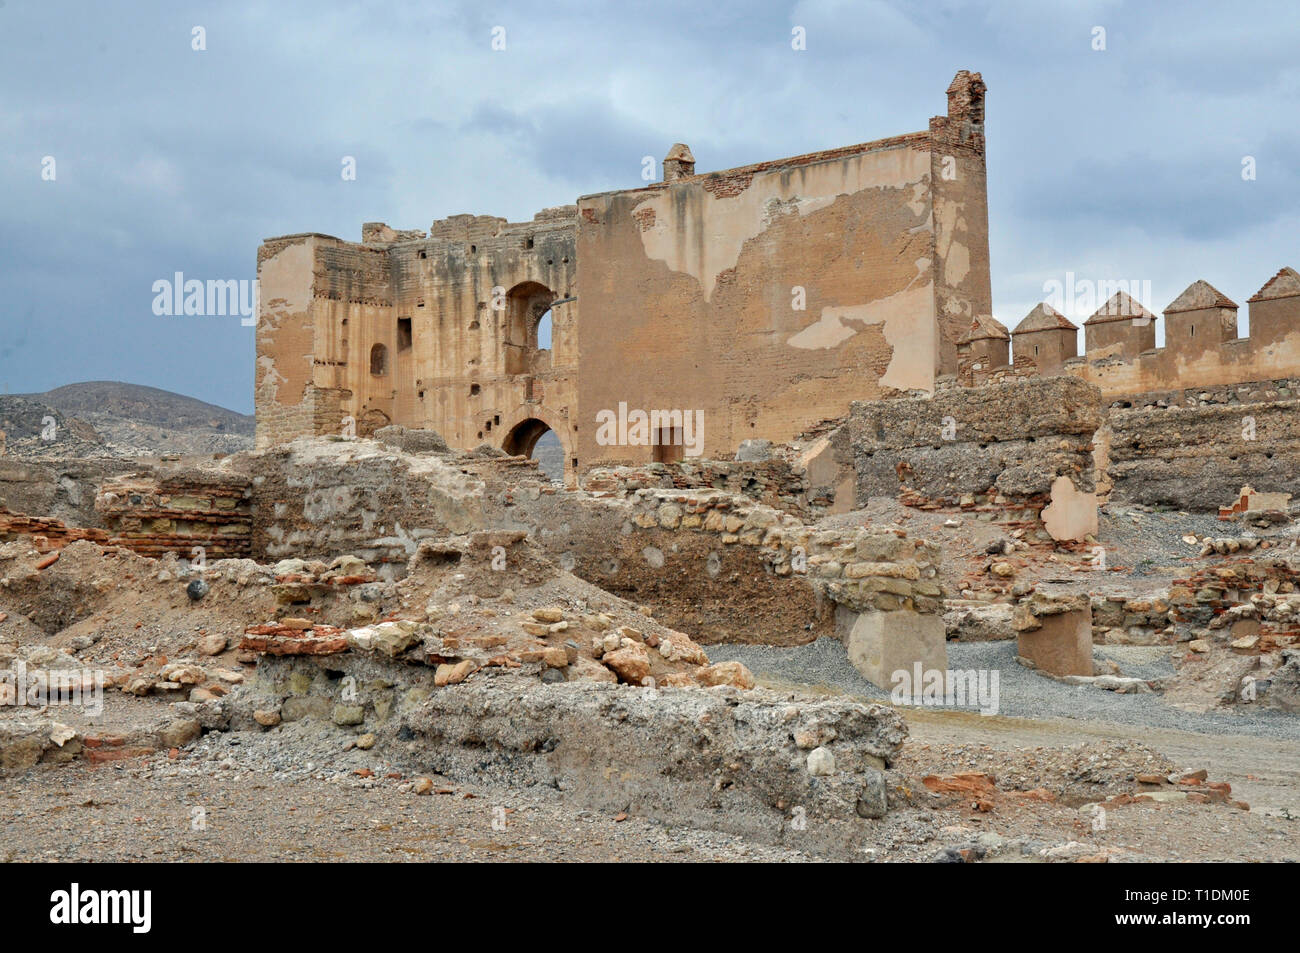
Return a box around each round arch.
[498,404,573,483]
[501,417,552,458]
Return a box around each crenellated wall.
[998,268,1300,399]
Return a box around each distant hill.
[2,381,254,458]
[37,381,253,435]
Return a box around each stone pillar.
[836,605,947,690]
[1013,593,1092,676]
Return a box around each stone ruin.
[2,67,1298,859]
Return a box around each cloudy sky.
[2,0,1296,413]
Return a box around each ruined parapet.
[95,468,252,559]
[427,213,509,243]
[1107,397,1300,511]
[361,222,427,244]
[848,376,1103,541]
[1063,267,1300,399]
[1013,592,1093,676]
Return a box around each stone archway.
[501,417,552,458]
[356,408,391,437]
[499,405,572,483]
[503,281,555,375]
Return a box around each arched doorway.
[503,281,554,375]
[502,417,564,482]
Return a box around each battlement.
[957,268,1300,398]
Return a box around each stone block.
[836,605,946,690]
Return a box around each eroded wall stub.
[847,376,1102,541]
[1107,397,1300,511]
[255,236,325,449]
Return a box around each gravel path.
[707,637,1300,741]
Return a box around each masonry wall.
[573,120,990,467]
[846,376,1103,540]
[256,212,580,475]
[95,468,253,559]
[255,72,994,472]
[1014,269,1300,399]
[1105,382,1300,511]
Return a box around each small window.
[1190,325,1196,338]
[370,343,388,376]
[470,244,476,253]
[524,236,534,249]
[416,298,425,308]
[1033,345,1039,356]
[397,317,412,351]
[470,383,481,396]
[418,250,427,259]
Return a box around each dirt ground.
[6,699,1294,863]
[3,487,1298,862]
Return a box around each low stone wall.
[95,468,253,559]
[847,376,1103,541]
[581,457,818,517]
[0,509,110,550]
[246,437,486,573]
[0,457,138,528]
[227,654,909,856]
[1106,397,1300,511]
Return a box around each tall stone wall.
[574,76,992,467]
[255,73,994,478]
[255,211,579,474]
